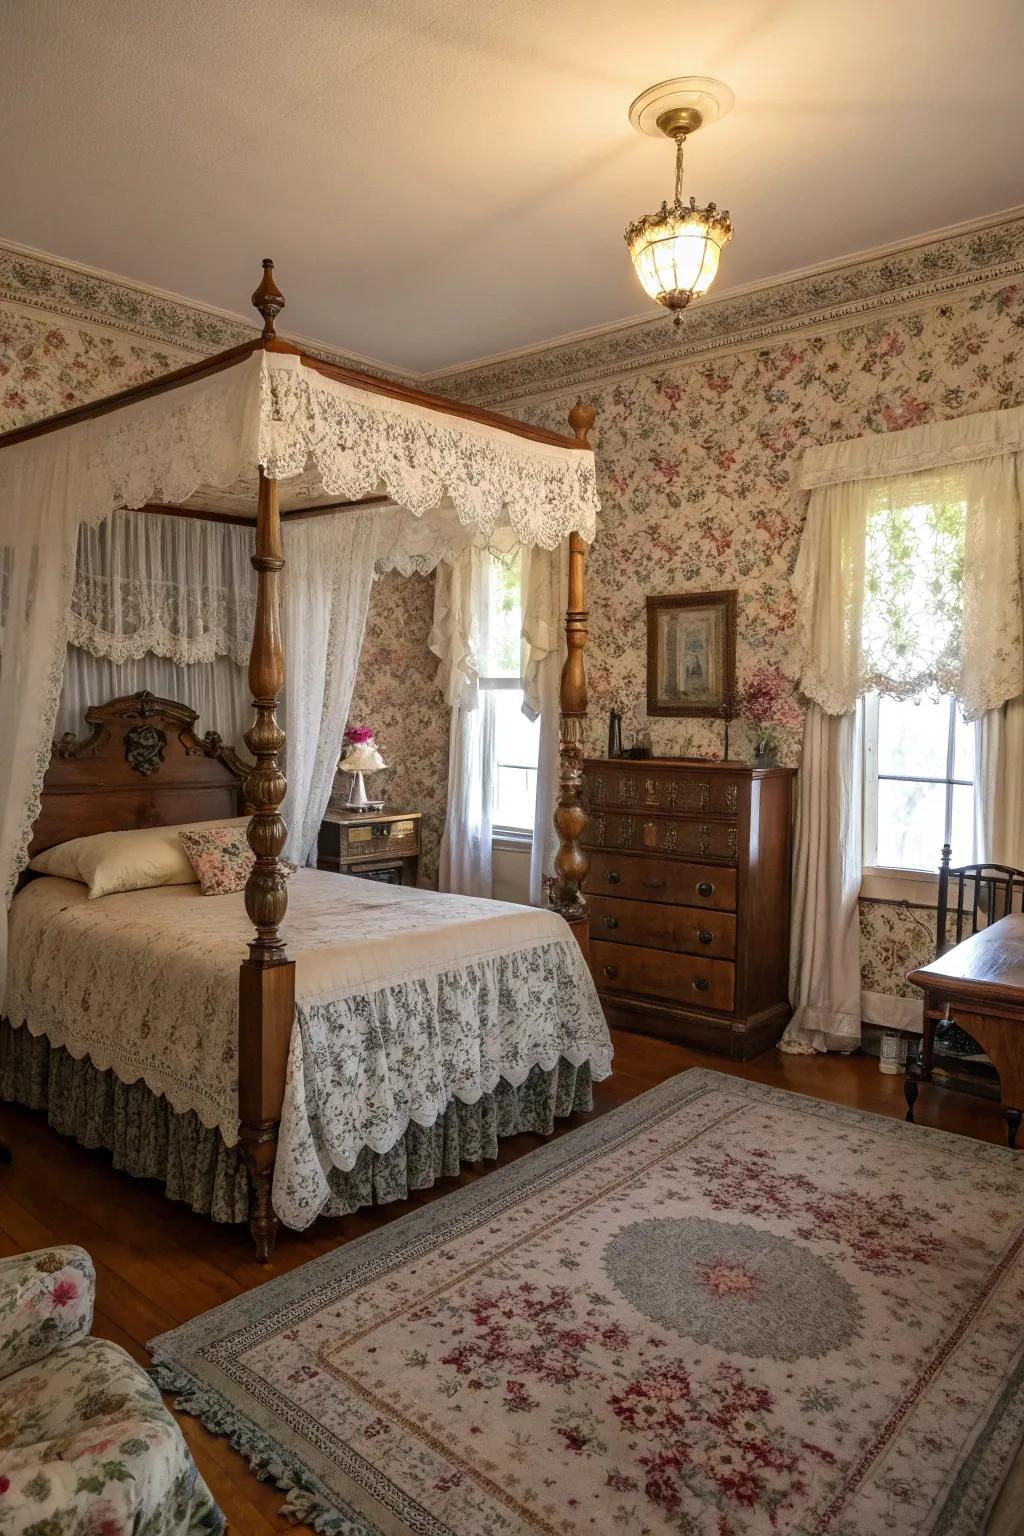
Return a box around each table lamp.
[339,737,386,813]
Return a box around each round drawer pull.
[698,928,714,945]
[693,976,711,992]
[697,880,714,898]
[607,870,620,884]
[603,963,619,979]
[604,915,618,929]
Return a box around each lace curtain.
[280,513,378,866]
[71,513,255,666]
[432,550,496,896]
[789,406,1024,720]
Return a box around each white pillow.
[29,817,250,899]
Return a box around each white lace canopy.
[0,349,600,1001]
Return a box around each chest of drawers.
[581,758,795,1059]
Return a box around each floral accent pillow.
[178,826,296,896]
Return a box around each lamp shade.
[340,742,386,773]
[626,197,733,314]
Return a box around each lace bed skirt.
[0,1020,593,1227]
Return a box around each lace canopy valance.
[787,404,1024,721]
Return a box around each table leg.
[0,1143,10,1165]
[1006,1108,1022,1150]
[903,1075,918,1123]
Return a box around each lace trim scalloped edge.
[4,1015,240,1144]
[67,611,251,669]
[147,1362,356,1535]
[6,1012,613,1161]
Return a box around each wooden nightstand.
[317,808,422,886]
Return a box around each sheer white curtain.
[785,407,1024,1053]
[57,649,251,748]
[976,697,1024,866]
[431,549,495,896]
[0,433,87,1007]
[521,541,569,907]
[280,513,378,866]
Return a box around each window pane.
[876,694,950,778]
[492,687,539,831]
[495,766,538,831]
[875,779,948,871]
[480,554,522,678]
[949,782,976,865]
[952,705,975,783]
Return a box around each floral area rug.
[149,1070,1024,1535]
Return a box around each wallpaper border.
[0,239,405,381]
[435,211,1024,406]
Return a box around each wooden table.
[907,914,1024,1148]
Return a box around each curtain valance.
[788,408,1024,721]
[799,404,1024,490]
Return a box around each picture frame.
[646,590,737,718]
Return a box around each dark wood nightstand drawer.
[337,817,418,859]
[583,851,737,910]
[587,894,736,959]
[591,939,735,1012]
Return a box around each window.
[863,692,977,873]
[479,552,539,835]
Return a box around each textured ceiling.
[2,0,1023,374]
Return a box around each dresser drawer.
[587,768,742,817]
[587,895,736,959]
[583,851,737,910]
[585,811,737,862]
[592,939,735,1012]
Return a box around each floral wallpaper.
[340,570,448,887]
[451,261,1024,1002]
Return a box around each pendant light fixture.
[625,77,734,323]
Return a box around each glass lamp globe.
[625,78,734,321]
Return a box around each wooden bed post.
[549,400,596,925]
[239,261,295,1263]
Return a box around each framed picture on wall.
[646,590,737,717]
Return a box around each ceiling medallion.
[625,76,734,325]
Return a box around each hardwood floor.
[0,1031,1010,1532]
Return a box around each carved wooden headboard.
[29,692,252,857]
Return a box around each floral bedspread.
[7,871,612,1229]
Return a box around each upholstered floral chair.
[0,1246,224,1534]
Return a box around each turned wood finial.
[569,399,596,445]
[252,258,285,339]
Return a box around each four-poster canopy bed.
[0,262,606,1258]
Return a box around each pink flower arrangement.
[343,724,375,746]
[737,665,786,727]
